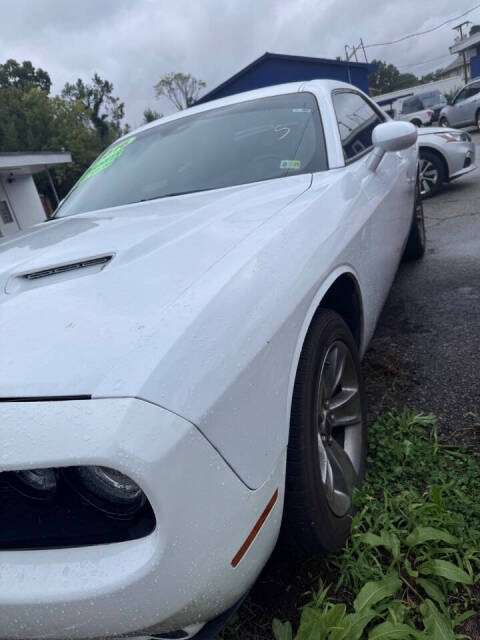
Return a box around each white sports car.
[0,80,423,640]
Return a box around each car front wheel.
[419,149,445,198]
[439,116,449,128]
[283,310,367,554]
[404,175,426,261]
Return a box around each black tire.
[411,119,422,127]
[439,116,450,128]
[403,175,426,261]
[283,310,367,554]
[419,149,445,198]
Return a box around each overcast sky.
[1,0,478,127]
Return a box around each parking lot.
[363,129,480,438]
[223,130,480,639]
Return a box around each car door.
[449,87,469,126]
[461,81,480,125]
[450,85,480,126]
[331,91,415,337]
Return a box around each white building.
[0,151,71,238]
[444,27,480,82]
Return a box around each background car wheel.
[419,149,445,198]
[476,109,480,130]
[439,116,449,128]
[411,119,422,127]
[403,176,426,261]
[283,309,367,555]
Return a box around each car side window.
[454,88,468,104]
[332,91,384,161]
[465,84,480,99]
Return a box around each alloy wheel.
[315,341,362,517]
[419,157,439,197]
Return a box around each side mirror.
[368,121,417,172]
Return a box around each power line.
[398,54,454,70]
[364,2,480,49]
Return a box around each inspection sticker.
[77,136,136,186]
[280,160,301,170]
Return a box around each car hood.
[0,175,311,399]
[417,127,450,135]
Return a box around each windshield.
[56,92,326,218]
[420,94,446,108]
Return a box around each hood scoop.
[5,254,113,295]
[23,255,112,280]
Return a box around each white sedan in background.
[418,127,476,197]
[0,80,422,640]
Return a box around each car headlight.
[435,131,471,142]
[8,468,57,500]
[65,466,146,517]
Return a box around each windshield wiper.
[138,187,214,203]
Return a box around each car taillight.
[427,110,433,117]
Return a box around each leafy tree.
[0,86,54,150]
[370,59,419,95]
[62,73,125,141]
[47,96,107,194]
[154,72,206,110]
[143,107,163,123]
[0,59,51,93]
[0,60,128,200]
[419,68,445,85]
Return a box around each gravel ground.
[222,132,480,639]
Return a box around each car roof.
[116,78,357,144]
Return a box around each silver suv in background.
[439,79,480,129]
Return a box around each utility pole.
[344,40,368,63]
[346,44,359,61]
[360,39,368,63]
[452,21,471,84]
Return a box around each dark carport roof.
[196,52,376,104]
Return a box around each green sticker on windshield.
[77,136,136,186]
[280,160,301,170]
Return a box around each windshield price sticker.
[77,136,136,186]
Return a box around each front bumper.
[0,398,284,639]
[446,139,476,180]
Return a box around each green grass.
[271,410,480,639]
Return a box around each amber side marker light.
[231,489,279,568]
